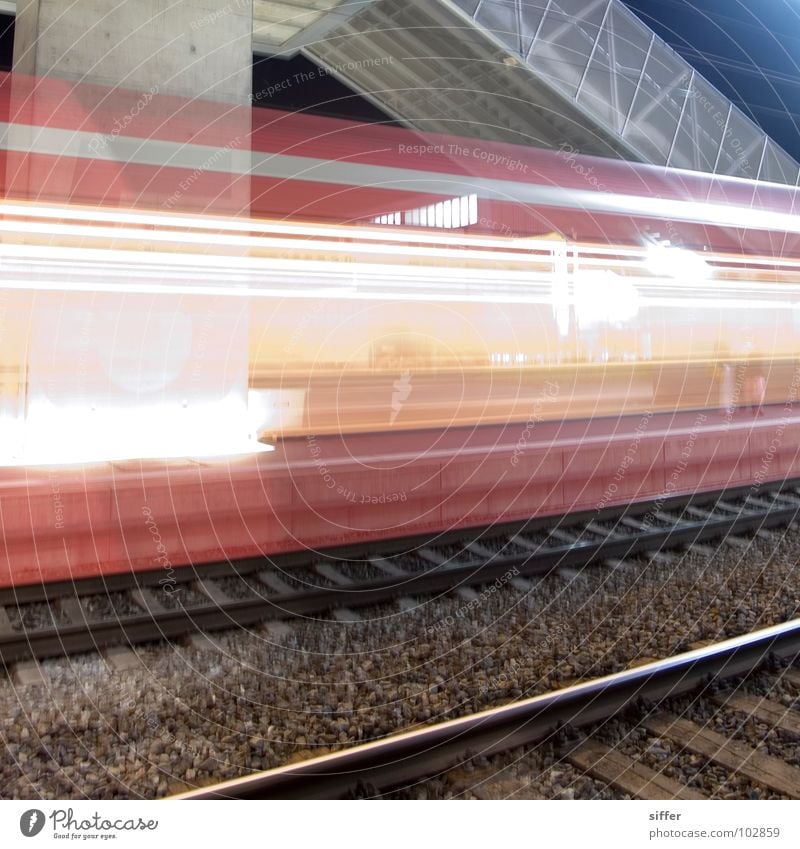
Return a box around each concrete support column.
[9,0,253,213]
[13,0,253,104]
[3,1,260,464]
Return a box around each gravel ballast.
[1,525,798,799]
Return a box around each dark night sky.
[622,0,800,160]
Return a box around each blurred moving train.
[2,71,800,447]
[1,72,800,586]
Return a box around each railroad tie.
[780,668,800,690]
[260,621,294,640]
[11,659,46,687]
[563,738,706,800]
[370,557,407,577]
[755,529,781,543]
[0,605,15,636]
[721,536,750,550]
[712,691,800,736]
[510,533,541,553]
[330,608,361,622]
[194,579,234,607]
[452,587,479,603]
[557,567,588,582]
[643,713,800,798]
[58,597,86,625]
[604,558,639,574]
[465,541,495,559]
[586,522,622,540]
[688,543,718,558]
[102,645,141,672]
[549,528,580,546]
[683,506,715,522]
[418,547,446,565]
[314,563,353,587]
[183,633,225,653]
[129,587,168,614]
[257,571,295,595]
[646,551,676,564]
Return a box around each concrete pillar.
[9,0,253,213]
[13,0,253,105]
[2,1,260,464]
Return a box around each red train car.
[1,73,799,588]
[2,70,799,252]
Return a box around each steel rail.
[172,619,800,799]
[1,482,798,664]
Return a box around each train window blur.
[1,2,800,456]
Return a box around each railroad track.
[562,671,800,801]
[172,619,800,799]
[1,482,799,664]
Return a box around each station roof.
[2,0,796,184]
[281,0,800,185]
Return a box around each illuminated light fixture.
[374,194,479,230]
[573,272,640,328]
[7,200,800,271]
[646,242,710,281]
[11,398,274,467]
[0,201,540,251]
[0,217,541,266]
[551,243,570,338]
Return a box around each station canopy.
[2,0,795,184]
[255,0,800,186]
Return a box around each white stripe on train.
[1,121,799,236]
